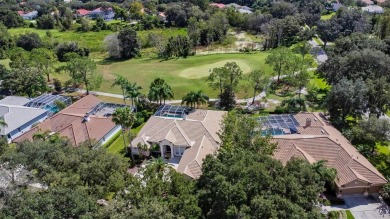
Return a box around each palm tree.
[161,83,174,104]
[182,91,196,108]
[0,117,7,132]
[148,86,160,104]
[193,90,209,108]
[148,78,174,105]
[126,82,142,106]
[33,131,49,141]
[112,76,129,105]
[112,107,136,160]
[313,160,338,189]
[147,157,169,173]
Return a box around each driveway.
[308,39,328,64]
[343,195,390,219]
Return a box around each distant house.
[157,12,167,22]
[209,3,226,9]
[89,7,115,20]
[331,3,346,12]
[362,5,384,13]
[238,8,253,14]
[226,3,241,9]
[131,105,226,179]
[18,11,38,20]
[0,96,49,142]
[14,95,124,146]
[225,3,253,14]
[76,9,91,17]
[260,112,387,196]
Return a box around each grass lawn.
[97,95,125,104]
[345,210,355,219]
[313,36,324,46]
[321,12,335,20]
[53,52,272,99]
[8,28,187,54]
[106,124,145,156]
[106,133,126,155]
[377,142,390,155]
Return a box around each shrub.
[56,42,89,62]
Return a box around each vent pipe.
[306,118,311,127]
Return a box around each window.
[175,147,185,156]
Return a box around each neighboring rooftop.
[265,113,387,193]
[0,96,30,106]
[362,5,384,13]
[0,105,47,136]
[210,3,226,8]
[13,95,122,146]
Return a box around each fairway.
[8,28,186,53]
[92,52,271,99]
[179,59,252,79]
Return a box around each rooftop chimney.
[306,118,311,127]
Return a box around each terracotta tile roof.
[272,112,387,188]
[131,108,226,178]
[13,95,117,146]
[76,9,91,16]
[178,135,216,179]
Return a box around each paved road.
[308,38,328,64]
[78,76,282,106]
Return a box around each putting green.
[179,59,252,79]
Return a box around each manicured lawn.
[321,12,335,20]
[106,124,145,156]
[345,210,355,219]
[106,133,126,155]
[309,70,329,89]
[313,36,324,46]
[53,52,272,99]
[97,95,125,104]
[8,28,187,54]
[377,142,390,155]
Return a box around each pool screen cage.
[24,94,72,112]
[258,114,300,135]
[154,105,190,118]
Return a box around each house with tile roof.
[13,95,123,147]
[261,112,387,196]
[0,96,50,142]
[89,7,115,20]
[76,9,91,17]
[131,105,226,179]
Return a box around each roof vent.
[306,118,311,127]
[83,113,90,122]
[320,130,324,134]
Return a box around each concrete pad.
[343,195,390,219]
[353,211,368,219]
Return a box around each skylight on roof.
[258,114,300,135]
[154,105,189,119]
